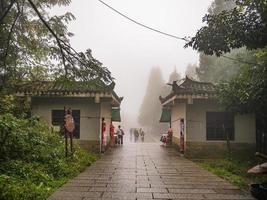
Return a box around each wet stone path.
[49,143,254,200]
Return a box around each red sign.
[65,114,75,133]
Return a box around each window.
[52,110,80,139]
[206,112,234,140]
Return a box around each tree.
[0,0,112,94]
[217,48,267,131]
[185,63,198,80]
[186,0,267,56]
[197,48,254,83]
[138,67,167,134]
[208,0,236,15]
[194,0,246,83]
[168,67,181,83]
[161,67,181,97]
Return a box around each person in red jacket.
[110,122,115,147]
[101,118,106,152]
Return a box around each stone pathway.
[49,143,254,200]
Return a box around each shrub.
[0,114,98,200]
[0,114,64,162]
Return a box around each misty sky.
[55,0,213,126]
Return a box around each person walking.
[134,128,139,143]
[140,128,145,142]
[116,125,124,145]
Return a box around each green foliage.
[0,95,30,117]
[0,114,59,161]
[195,156,267,190]
[0,0,73,86]
[186,0,267,56]
[217,48,267,122]
[193,0,251,83]
[0,114,97,200]
[0,0,113,94]
[197,48,254,83]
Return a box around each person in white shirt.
[116,125,124,145]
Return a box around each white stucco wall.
[186,101,219,142]
[186,100,256,143]
[31,97,101,141]
[171,102,186,139]
[235,114,256,143]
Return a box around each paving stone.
[168,188,216,194]
[153,193,205,199]
[137,187,168,193]
[48,191,101,199]
[59,186,90,192]
[48,143,254,200]
[102,192,153,199]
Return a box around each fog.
[54,0,213,129]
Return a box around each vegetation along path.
[49,143,254,200]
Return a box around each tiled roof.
[159,76,216,103]
[16,80,123,103]
[173,76,216,94]
[16,80,115,94]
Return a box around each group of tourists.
[129,128,145,142]
[109,123,125,147]
[101,118,125,150]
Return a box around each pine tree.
[138,67,167,134]
[161,67,181,97]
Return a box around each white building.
[159,77,256,157]
[17,80,123,152]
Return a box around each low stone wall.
[185,141,256,158]
[76,140,100,153]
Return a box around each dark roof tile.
[160,76,216,104]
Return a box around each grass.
[193,155,267,190]
[0,148,98,200]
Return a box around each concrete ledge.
[185,141,256,158]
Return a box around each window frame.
[206,112,235,141]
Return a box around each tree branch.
[0,0,15,24]
[2,1,21,74]
[27,0,68,76]
[27,0,112,82]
